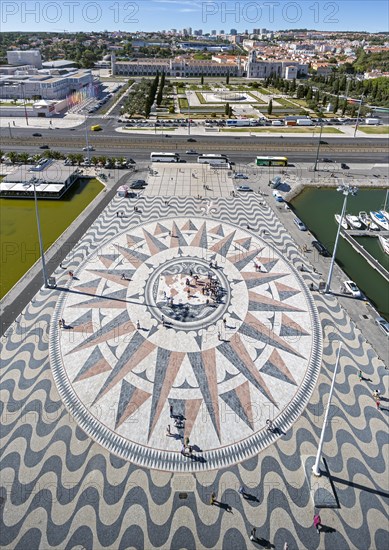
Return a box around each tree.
[200,74,204,85]
[306,87,313,100]
[341,99,348,115]
[226,72,230,84]
[267,99,273,115]
[225,102,230,115]
[333,95,339,113]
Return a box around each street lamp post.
[84,115,91,163]
[324,182,358,294]
[20,82,29,126]
[312,342,342,476]
[31,179,49,288]
[313,123,324,172]
[353,93,364,138]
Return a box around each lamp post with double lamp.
[30,178,49,288]
[324,182,358,294]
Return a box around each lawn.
[220,127,343,133]
[357,126,389,134]
[245,91,266,104]
[274,97,300,108]
[123,127,177,131]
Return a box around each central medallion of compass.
[146,257,231,329]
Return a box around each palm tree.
[90,156,99,166]
[7,152,18,164]
[74,153,84,166]
[18,152,30,164]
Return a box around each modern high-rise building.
[211,30,217,35]
[230,29,238,35]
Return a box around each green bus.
[256,156,288,167]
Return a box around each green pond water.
[0,178,104,298]
[292,188,389,320]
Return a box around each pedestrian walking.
[170,404,174,418]
[166,425,171,436]
[223,318,227,327]
[358,369,363,381]
[376,399,381,410]
[68,271,74,279]
[185,436,190,446]
[136,320,140,330]
[250,527,256,541]
[313,514,321,534]
[373,389,380,399]
[218,331,221,341]
[283,543,289,550]
[238,485,246,497]
[121,273,126,280]
[59,262,64,269]
[162,315,165,326]
[58,319,63,329]
[266,418,273,432]
[210,492,216,505]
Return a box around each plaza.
[0,182,388,548]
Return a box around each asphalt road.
[2,123,389,164]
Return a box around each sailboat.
[370,211,389,230]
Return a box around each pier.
[340,229,389,282]
[347,229,389,237]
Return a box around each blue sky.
[1,1,388,33]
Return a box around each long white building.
[112,53,307,79]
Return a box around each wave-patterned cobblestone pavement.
[1,195,388,550]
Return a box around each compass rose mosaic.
[50,217,322,471]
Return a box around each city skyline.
[1,0,388,34]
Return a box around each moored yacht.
[370,211,389,230]
[346,214,363,229]
[335,214,348,229]
[359,211,380,231]
[380,210,389,223]
[378,235,389,255]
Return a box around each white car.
[83,146,95,151]
[342,280,362,298]
[375,316,389,337]
[237,185,252,192]
[186,149,197,154]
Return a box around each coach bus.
[197,154,229,165]
[255,156,288,167]
[150,152,180,162]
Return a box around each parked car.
[269,175,282,189]
[39,145,50,149]
[321,157,333,163]
[187,138,196,142]
[234,173,248,179]
[130,182,145,189]
[293,217,307,231]
[32,133,42,137]
[375,316,389,337]
[312,240,330,257]
[237,185,252,192]
[186,149,197,154]
[83,146,95,151]
[341,163,349,169]
[342,280,362,298]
